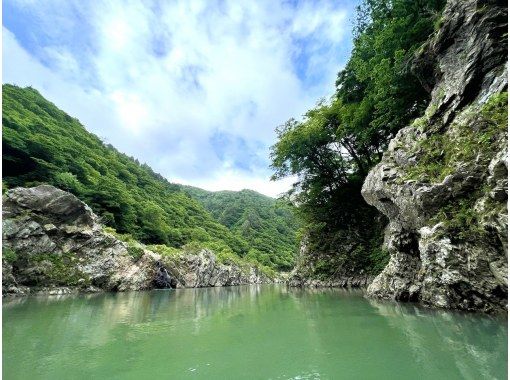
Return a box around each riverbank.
[3,185,277,296]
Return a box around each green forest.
[2,84,299,271]
[270,0,446,277]
[183,187,300,270]
[2,0,508,377]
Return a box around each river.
[3,285,507,379]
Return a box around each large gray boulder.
[2,185,171,294]
[362,0,508,313]
[2,185,274,295]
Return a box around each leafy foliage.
[270,0,446,275]
[2,247,18,264]
[183,186,300,270]
[431,194,484,242]
[29,252,90,286]
[427,92,508,242]
[2,84,298,270]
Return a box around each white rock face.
[2,185,168,294]
[362,0,508,313]
[164,249,273,288]
[2,185,273,296]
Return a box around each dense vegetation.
[270,0,446,276]
[2,84,299,270]
[183,187,300,270]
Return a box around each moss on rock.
[405,92,507,183]
[30,251,90,286]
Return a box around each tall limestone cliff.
[362,0,508,313]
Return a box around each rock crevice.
[362,0,508,313]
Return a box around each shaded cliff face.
[2,185,273,296]
[362,0,508,313]
[286,233,378,289]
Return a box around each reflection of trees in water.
[3,286,277,378]
[368,298,507,379]
[3,287,507,379]
[8,286,274,344]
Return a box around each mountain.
[2,84,299,270]
[182,186,300,270]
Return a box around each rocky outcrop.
[2,185,163,294]
[362,0,508,313]
[2,185,273,296]
[162,249,274,288]
[287,273,374,288]
[286,234,375,289]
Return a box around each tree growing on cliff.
[270,0,446,275]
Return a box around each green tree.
[2,84,300,271]
[270,0,446,276]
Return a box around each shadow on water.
[3,285,507,380]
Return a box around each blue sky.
[3,0,359,197]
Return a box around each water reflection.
[367,298,508,380]
[3,286,507,380]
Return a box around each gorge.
[2,0,508,377]
[3,0,508,316]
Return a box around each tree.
[270,0,446,275]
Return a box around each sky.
[3,0,359,197]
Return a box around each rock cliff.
[161,249,274,288]
[362,0,508,313]
[2,185,273,296]
[286,235,375,288]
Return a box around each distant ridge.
[3,84,299,270]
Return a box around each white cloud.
[2,28,123,144]
[2,0,354,197]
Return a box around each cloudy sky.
[3,0,358,197]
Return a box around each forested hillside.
[182,186,300,270]
[2,84,299,270]
[271,0,446,278]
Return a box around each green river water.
[3,285,507,379]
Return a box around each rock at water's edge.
[2,185,274,296]
[362,0,508,313]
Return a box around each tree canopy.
[270,0,446,275]
[183,187,300,270]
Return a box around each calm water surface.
[3,285,507,379]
